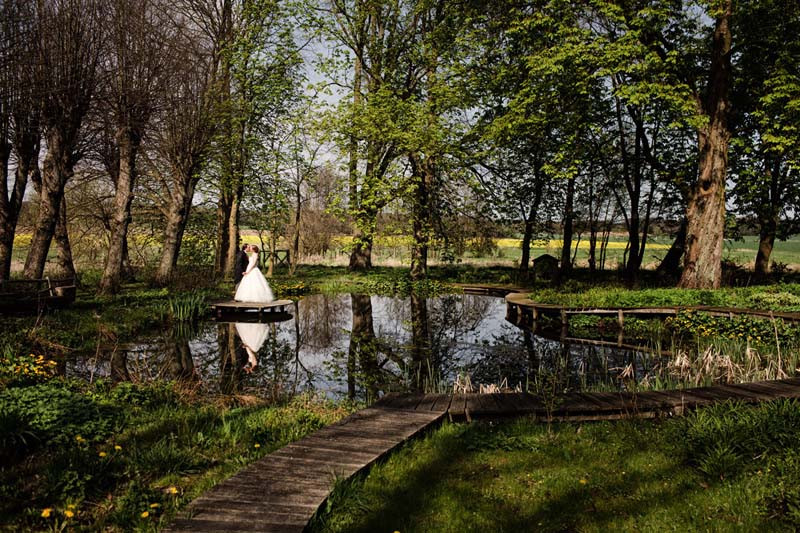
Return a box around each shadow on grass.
[312,419,778,533]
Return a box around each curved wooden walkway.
[505,292,800,325]
[168,377,800,532]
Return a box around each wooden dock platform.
[210,299,293,319]
[168,377,800,532]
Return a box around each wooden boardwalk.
[505,292,800,325]
[375,377,800,421]
[169,377,800,532]
[167,407,445,533]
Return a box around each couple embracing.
[234,243,275,303]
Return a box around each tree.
[0,0,40,281]
[730,0,800,276]
[322,0,418,271]
[209,0,301,280]
[98,0,172,293]
[23,0,104,280]
[151,39,217,286]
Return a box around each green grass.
[312,400,800,533]
[529,281,800,312]
[0,378,356,531]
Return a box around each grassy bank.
[312,400,800,532]
[0,373,355,531]
[529,282,800,312]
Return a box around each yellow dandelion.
[75,435,84,443]
[166,486,178,494]
[67,504,76,509]
[254,443,261,448]
[149,503,160,508]
[141,511,149,518]
[64,510,74,518]
[98,452,107,457]
[114,445,122,451]
[41,508,53,518]
[579,478,588,485]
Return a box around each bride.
[234,245,275,303]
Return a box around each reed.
[157,291,207,322]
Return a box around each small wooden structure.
[0,278,76,313]
[532,253,559,280]
[210,299,293,319]
[258,249,290,269]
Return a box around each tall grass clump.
[158,291,207,322]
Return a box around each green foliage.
[0,375,354,530]
[666,310,800,343]
[679,400,800,487]
[157,291,207,322]
[0,382,121,451]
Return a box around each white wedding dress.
[235,321,270,369]
[234,253,275,303]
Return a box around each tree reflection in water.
[68,293,659,398]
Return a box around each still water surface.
[68,294,658,400]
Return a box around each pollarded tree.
[0,0,40,281]
[151,39,218,286]
[23,0,104,280]
[97,0,174,294]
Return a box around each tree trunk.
[24,134,70,279]
[678,1,732,289]
[214,191,232,277]
[349,231,373,270]
[225,185,243,278]
[99,132,139,293]
[0,137,13,281]
[624,211,641,281]
[410,154,433,281]
[657,218,688,277]
[155,177,196,286]
[558,175,576,281]
[754,159,780,278]
[290,185,301,276]
[520,219,534,273]
[754,213,777,277]
[53,195,76,279]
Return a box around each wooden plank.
[552,392,604,413]
[430,394,453,413]
[414,393,444,412]
[575,392,623,412]
[447,394,468,416]
[712,383,775,402]
[737,380,800,398]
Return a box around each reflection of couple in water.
[235,322,269,373]
[233,243,276,373]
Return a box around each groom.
[234,243,249,289]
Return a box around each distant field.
[10,232,800,272]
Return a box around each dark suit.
[234,249,248,284]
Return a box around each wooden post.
[560,308,568,340]
[617,309,624,347]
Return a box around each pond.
[67,293,661,401]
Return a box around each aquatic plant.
[157,291,206,322]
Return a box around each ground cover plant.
[311,400,800,533]
[0,374,355,531]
